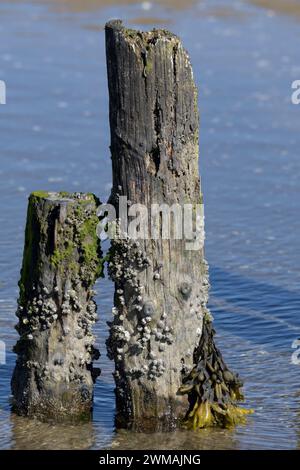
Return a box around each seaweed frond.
[179,315,253,429]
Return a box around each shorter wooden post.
[12,191,102,422]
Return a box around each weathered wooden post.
[105,20,251,431]
[12,191,102,422]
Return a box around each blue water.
[0,0,300,449]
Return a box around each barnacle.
[179,315,253,430]
[179,281,192,299]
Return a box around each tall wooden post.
[105,20,205,430]
[105,20,251,431]
[12,191,102,422]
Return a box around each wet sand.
[247,0,300,18]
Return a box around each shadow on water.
[10,414,96,449]
[108,426,240,450]
[294,392,300,450]
[210,266,300,349]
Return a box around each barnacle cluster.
[107,226,177,384]
[179,310,253,429]
[108,228,150,289]
[12,192,102,419]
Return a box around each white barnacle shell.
[123,330,131,342]
[69,289,77,299]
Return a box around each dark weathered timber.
[105,20,207,431]
[12,191,102,422]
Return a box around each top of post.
[30,191,98,204]
[105,19,179,43]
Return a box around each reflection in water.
[10,413,96,450]
[110,427,239,450]
[294,392,300,450]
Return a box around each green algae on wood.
[12,191,103,422]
